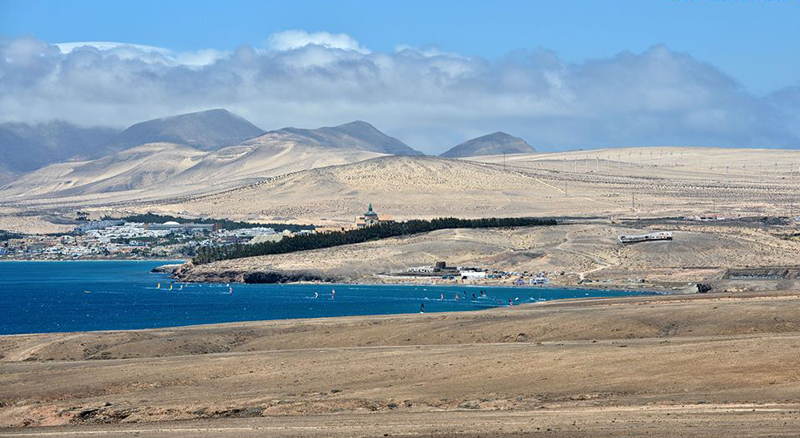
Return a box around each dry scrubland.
[181,220,800,292]
[3,291,800,436]
[1,147,799,229]
[153,146,800,223]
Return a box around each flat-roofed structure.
[618,231,673,244]
[146,222,218,232]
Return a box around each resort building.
[146,221,219,232]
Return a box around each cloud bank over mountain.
[1,30,798,153]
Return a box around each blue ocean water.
[0,261,652,335]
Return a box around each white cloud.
[267,30,370,54]
[174,49,229,67]
[56,41,171,56]
[55,41,228,67]
[1,34,798,153]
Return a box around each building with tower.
[356,203,380,228]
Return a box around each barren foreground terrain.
[3,290,800,436]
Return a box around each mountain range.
[273,121,423,156]
[0,109,266,179]
[0,109,534,201]
[440,132,536,158]
[0,121,119,178]
[104,109,266,152]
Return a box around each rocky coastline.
[173,263,338,284]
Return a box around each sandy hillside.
[2,291,800,436]
[0,137,382,207]
[140,147,800,224]
[0,143,206,199]
[179,219,800,291]
[153,155,563,222]
[2,146,799,235]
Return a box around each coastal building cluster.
[0,221,293,260]
[1,204,383,260]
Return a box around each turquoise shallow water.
[0,261,653,335]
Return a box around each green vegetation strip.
[0,230,24,242]
[192,217,557,264]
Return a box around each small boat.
[228,286,234,294]
[169,284,173,291]
[83,290,91,294]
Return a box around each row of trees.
[192,217,557,265]
[0,230,24,242]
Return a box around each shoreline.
[0,286,662,337]
[3,258,695,293]
[174,273,690,293]
[0,258,187,263]
[3,289,800,435]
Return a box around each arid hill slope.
[147,147,800,223]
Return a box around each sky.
[1,0,799,153]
